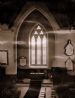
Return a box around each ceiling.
[0,0,75,29]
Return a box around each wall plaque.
[64,40,74,56]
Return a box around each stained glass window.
[30,25,47,66]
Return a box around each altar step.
[17,79,56,98]
[16,79,52,87]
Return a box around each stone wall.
[0,24,17,75]
[0,24,75,74]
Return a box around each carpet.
[24,80,42,98]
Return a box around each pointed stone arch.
[12,4,60,68]
[14,5,60,33]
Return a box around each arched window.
[29,25,47,66]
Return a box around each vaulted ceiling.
[0,0,75,29]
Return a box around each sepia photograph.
[0,0,75,98]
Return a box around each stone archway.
[12,3,60,69]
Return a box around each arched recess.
[13,4,60,69]
[14,5,60,31]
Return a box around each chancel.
[0,0,75,98]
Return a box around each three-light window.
[30,25,47,66]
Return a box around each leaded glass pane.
[37,25,41,30]
[31,36,35,64]
[43,36,46,64]
[37,36,41,64]
[40,31,43,35]
[34,31,38,35]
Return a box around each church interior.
[0,0,75,98]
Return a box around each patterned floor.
[17,79,53,98]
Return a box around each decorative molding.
[65,57,74,71]
[64,39,74,56]
[13,4,60,32]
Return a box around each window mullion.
[41,36,43,65]
[35,36,37,65]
